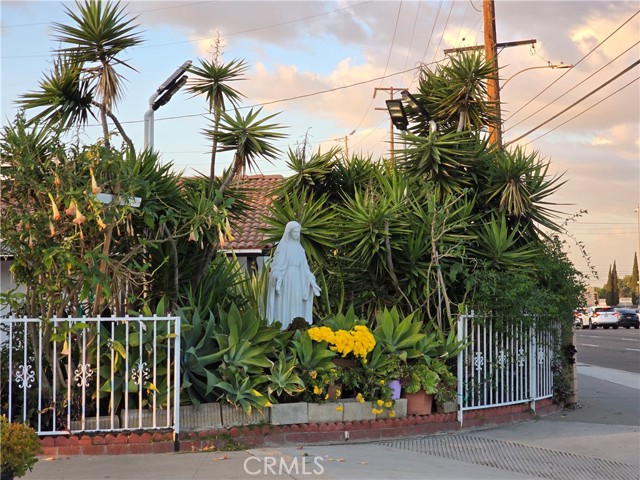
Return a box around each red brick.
[105,444,130,455]
[40,436,55,447]
[81,444,106,455]
[114,433,129,444]
[243,436,264,447]
[152,442,175,454]
[264,433,286,445]
[56,446,81,455]
[92,435,107,445]
[40,447,57,457]
[289,424,301,432]
[180,440,197,452]
[128,443,153,454]
[78,435,93,447]
[261,425,272,435]
[284,432,309,443]
[229,427,242,438]
[319,432,343,443]
[55,436,70,446]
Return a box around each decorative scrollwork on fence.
[538,347,546,365]
[14,364,35,388]
[474,351,484,371]
[74,363,94,387]
[517,348,526,367]
[131,361,150,386]
[497,350,507,368]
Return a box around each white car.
[580,306,619,329]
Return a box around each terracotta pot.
[402,389,434,415]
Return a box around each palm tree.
[186,57,248,196]
[19,0,142,153]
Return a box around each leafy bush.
[1,416,41,478]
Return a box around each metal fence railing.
[456,312,556,422]
[0,315,180,436]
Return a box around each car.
[580,306,619,329]
[573,308,586,327]
[615,308,639,329]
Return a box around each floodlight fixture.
[144,60,192,150]
[386,99,408,131]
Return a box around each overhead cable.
[504,60,640,147]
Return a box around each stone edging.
[39,399,559,456]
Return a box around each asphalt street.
[24,364,640,480]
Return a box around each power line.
[504,60,640,147]
[1,1,373,59]
[504,40,640,134]
[504,9,640,123]
[525,76,639,145]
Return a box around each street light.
[386,90,437,133]
[500,63,573,91]
[385,99,408,131]
[143,60,192,150]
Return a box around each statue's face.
[291,225,301,240]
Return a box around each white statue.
[266,221,321,329]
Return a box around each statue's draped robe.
[266,222,317,328]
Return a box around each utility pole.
[444,0,536,149]
[374,87,407,161]
[484,0,501,147]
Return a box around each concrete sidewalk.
[24,366,640,480]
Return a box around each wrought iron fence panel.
[0,315,180,436]
[457,312,556,417]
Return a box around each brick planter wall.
[38,398,560,456]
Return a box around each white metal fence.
[0,316,181,436]
[456,312,556,420]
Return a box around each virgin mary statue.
[266,221,321,329]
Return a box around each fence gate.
[0,315,181,437]
[456,312,556,424]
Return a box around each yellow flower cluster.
[307,325,376,359]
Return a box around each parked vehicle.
[580,306,619,329]
[574,308,586,327]
[615,308,639,329]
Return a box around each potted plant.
[431,360,458,413]
[1,416,41,480]
[401,361,439,415]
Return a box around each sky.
[1,0,639,288]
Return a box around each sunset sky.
[1,0,639,286]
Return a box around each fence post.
[529,323,536,412]
[456,311,464,425]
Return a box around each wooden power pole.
[445,0,535,149]
[484,0,502,147]
[374,86,407,161]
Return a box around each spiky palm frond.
[186,58,248,113]
[17,56,96,130]
[483,147,567,236]
[396,129,480,198]
[261,188,337,265]
[52,0,143,110]
[210,107,286,174]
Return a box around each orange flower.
[72,208,86,225]
[65,200,77,217]
[54,173,61,187]
[96,216,107,230]
[90,167,101,194]
[48,193,61,221]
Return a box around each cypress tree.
[611,261,620,306]
[604,265,613,306]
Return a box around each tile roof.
[227,174,284,252]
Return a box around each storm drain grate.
[380,434,639,480]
